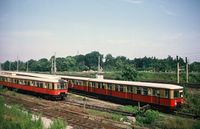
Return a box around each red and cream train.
[0,71,68,99]
[61,75,184,109]
[0,71,184,109]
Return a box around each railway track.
[0,93,132,129]
[62,100,136,116]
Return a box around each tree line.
[1,51,200,72]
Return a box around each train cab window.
[143,88,148,95]
[165,89,169,98]
[174,90,180,98]
[137,87,141,94]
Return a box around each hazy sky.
[0,0,200,63]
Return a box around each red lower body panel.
[0,81,67,96]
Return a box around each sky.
[0,0,200,63]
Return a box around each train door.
[107,83,112,96]
[91,82,95,93]
[156,90,160,104]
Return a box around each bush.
[136,110,159,124]
[48,119,66,129]
[193,121,200,129]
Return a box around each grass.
[0,96,67,129]
[118,105,139,114]
[48,119,66,129]
[0,96,43,129]
[154,115,200,129]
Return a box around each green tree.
[85,51,103,70]
[121,64,138,81]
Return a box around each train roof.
[59,75,183,90]
[0,71,63,83]
[1,71,183,90]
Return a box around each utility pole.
[0,62,2,71]
[177,56,180,84]
[17,56,19,72]
[54,53,57,74]
[185,57,189,83]
[26,61,29,72]
[9,61,11,71]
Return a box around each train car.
[0,71,68,100]
[61,76,184,109]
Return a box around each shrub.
[193,121,200,129]
[136,110,159,124]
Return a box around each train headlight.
[175,100,177,106]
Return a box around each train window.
[57,83,61,89]
[83,81,87,86]
[32,81,35,86]
[16,79,19,84]
[39,83,43,88]
[115,85,119,91]
[47,83,50,89]
[108,83,112,90]
[36,82,40,87]
[137,87,141,94]
[120,85,123,92]
[153,89,157,96]
[165,89,169,98]
[143,88,148,95]
[25,80,28,85]
[127,86,133,93]
[52,83,54,90]
[92,82,95,87]
[61,82,65,89]
[78,81,83,86]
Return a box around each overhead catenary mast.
[17,56,19,72]
[51,53,57,74]
[26,61,29,72]
[96,56,104,79]
[0,62,2,71]
[9,61,11,71]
